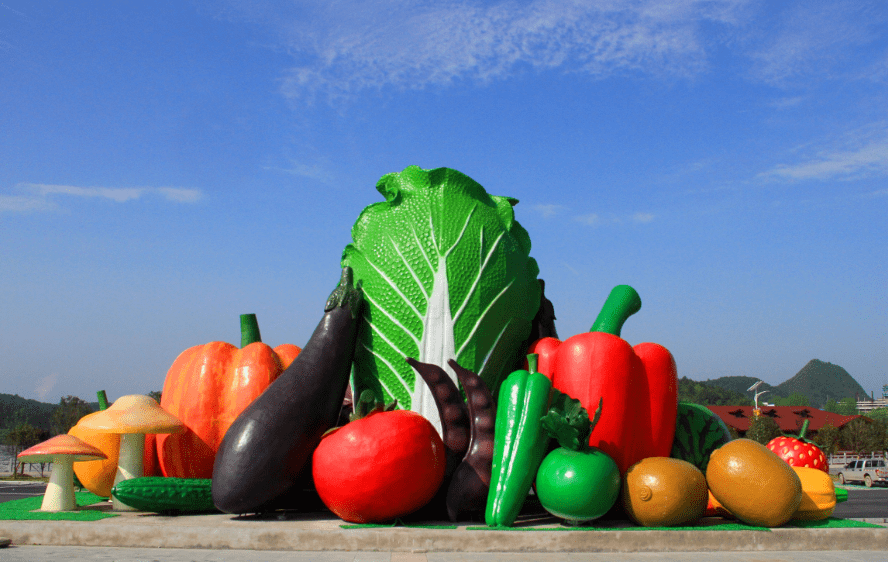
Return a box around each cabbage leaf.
[342,166,541,436]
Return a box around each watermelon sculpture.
[341,166,541,437]
[671,402,733,473]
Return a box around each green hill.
[678,377,752,406]
[776,359,868,408]
[0,393,57,432]
[702,376,779,399]
[0,394,101,432]
[703,359,868,408]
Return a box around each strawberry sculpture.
[766,420,828,473]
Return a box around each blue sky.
[2,0,886,405]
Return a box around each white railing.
[828,451,886,467]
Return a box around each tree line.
[742,407,888,456]
[1,391,161,476]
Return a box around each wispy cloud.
[574,211,655,226]
[264,159,336,184]
[0,183,203,212]
[217,0,888,104]
[747,0,887,86]
[220,0,752,103]
[574,213,601,226]
[35,373,58,401]
[532,203,565,218]
[759,123,888,182]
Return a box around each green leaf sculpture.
[342,166,541,436]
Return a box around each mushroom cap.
[18,434,107,463]
[75,394,186,435]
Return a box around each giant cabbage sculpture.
[342,166,541,436]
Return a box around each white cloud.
[35,373,58,401]
[265,159,336,184]
[27,184,145,202]
[532,203,565,218]
[222,0,752,103]
[746,0,887,86]
[759,123,888,182]
[574,213,601,226]
[0,183,203,212]
[574,211,655,226]
[0,194,57,212]
[157,187,203,203]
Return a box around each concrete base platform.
[2,504,887,553]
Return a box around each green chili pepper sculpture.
[485,354,553,527]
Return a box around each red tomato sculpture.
[312,409,446,523]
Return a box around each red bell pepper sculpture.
[528,285,677,475]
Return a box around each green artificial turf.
[0,492,118,521]
[467,521,771,532]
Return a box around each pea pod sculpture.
[406,358,495,522]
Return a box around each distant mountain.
[678,377,752,406]
[775,359,868,408]
[702,376,778,399]
[0,394,101,432]
[703,359,868,408]
[0,393,57,432]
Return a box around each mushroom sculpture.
[17,434,106,512]
[76,394,185,510]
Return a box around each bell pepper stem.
[97,390,109,411]
[240,313,262,347]
[527,353,539,375]
[589,285,642,336]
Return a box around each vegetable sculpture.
[535,395,620,524]
[158,314,301,478]
[341,166,541,437]
[212,267,362,514]
[112,477,215,513]
[486,354,552,527]
[312,392,446,523]
[529,285,678,474]
[404,358,495,522]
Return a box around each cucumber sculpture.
[212,267,362,514]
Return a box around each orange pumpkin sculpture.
[157,314,300,478]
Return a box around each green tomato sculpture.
[535,394,620,525]
[536,446,620,524]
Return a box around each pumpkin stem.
[590,285,641,336]
[240,313,262,347]
[97,390,109,411]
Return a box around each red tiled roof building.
[707,405,865,435]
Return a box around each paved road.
[832,487,888,519]
[0,547,887,562]
[0,482,47,504]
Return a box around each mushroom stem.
[41,455,77,512]
[112,433,146,511]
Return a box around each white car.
[837,459,888,487]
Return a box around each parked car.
[836,458,888,487]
